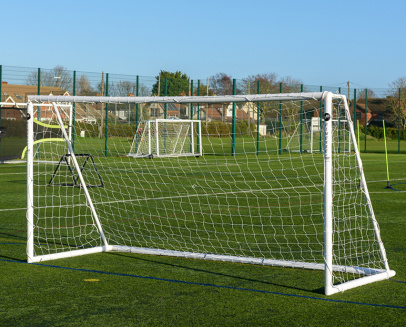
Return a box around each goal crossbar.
[28,92,326,104]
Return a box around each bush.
[201,121,255,137]
[201,121,230,137]
[73,121,135,138]
[359,125,406,140]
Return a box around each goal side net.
[26,92,395,295]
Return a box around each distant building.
[350,98,399,127]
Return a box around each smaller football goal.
[128,119,202,158]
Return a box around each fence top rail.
[27,92,334,105]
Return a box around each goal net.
[26,92,395,295]
[128,119,202,158]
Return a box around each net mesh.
[128,119,199,158]
[29,95,388,289]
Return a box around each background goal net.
[128,119,202,158]
[26,92,395,295]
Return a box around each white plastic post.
[199,121,203,156]
[155,120,159,156]
[148,120,151,155]
[323,92,334,295]
[191,121,195,155]
[26,102,34,263]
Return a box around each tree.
[110,80,138,96]
[278,76,302,93]
[241,73,303,122]
[388,77,406,96]
[152,70,190,96]
[138,83,152,97]
[356,88,377,100]
[26,65,72,90]
[209,73,233,95]
[242,73,279,94]
[386,77,406,129]
[77,75,93,95]
[192,81,214,96]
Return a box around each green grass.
[1,153,406,326]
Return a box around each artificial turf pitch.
[0,153,405,326]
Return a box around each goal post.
[26,92,395,295]
[128,119,202,158]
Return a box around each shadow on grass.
[108,252,325,295]
[0,227,27,261]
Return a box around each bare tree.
[114,81,138,96]
[388,77,406,96]
[26,65,72,90]
[109,80,152,97]
[138,83,152,97]
[356,88,377,100]
[242,73,279,94]
[209,73,233,95]
[386,77,406,129]
[241,73,303,122]
[278,76,302,93]
[77,75,93,95]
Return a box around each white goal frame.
[309,117,351,153]
[26,92,395,296]
[128,119,202,158]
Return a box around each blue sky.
[1,0,405,89]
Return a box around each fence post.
[104,73,109,157]
[190,80,193,119]
[164,77,168,154]
[164,77,167,118]
[300,84,303,154]
[279,83,283,155]
[353,89,357,150]
[256,80,260,155]
[136,75,139,127]
[399,88,401,154]
[37,68,41,121]
[338,87,342,154]
[232,79,236,156]
[197,80,200,119]
[72,71,76,152]
[197,79,201,154]
[365,89,367,153]
[190,80,194,154]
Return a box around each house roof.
[351,98,389,113]
[201,103,255,122]
[1,83,66,104]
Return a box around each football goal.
[26,92,395,295]
[128,119,202,158]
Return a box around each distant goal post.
[128,119,202,158]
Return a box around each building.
[350,98,399,127]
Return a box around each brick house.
[350,98,398,127]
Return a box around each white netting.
[28,94,392,293]
[128,119,201,158]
